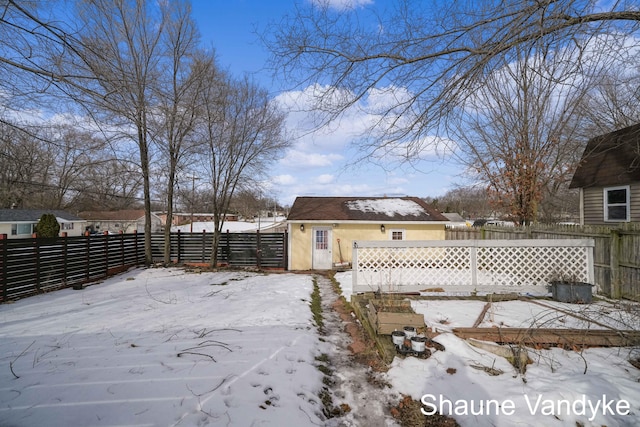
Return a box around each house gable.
[570,124,640,225]
[570,123,640,189]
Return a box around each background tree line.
[0,0,289,265]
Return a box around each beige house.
[79,210,163,234]
[0,209,87,238]
[570,123,640,225]
[287,196,449,270]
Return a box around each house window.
[390,229,405,240]
[11,223,35,236]
[604,186,630,222]
[315,229,328,250]
[62,222,74,230]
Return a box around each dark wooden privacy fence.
[0,233,144,302]
[1,231,287,302]
[154,230,288,268]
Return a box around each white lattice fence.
[352,239,594,294]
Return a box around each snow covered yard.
[0,268,325,426]
[1,267,639,427]
[337,271,640,427]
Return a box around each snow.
[345,198,424,217]
[0,269,323,426]
[172,217,286,233]
[1,268,639,426]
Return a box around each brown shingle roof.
[287,196,449,222]
[569,123,640,188]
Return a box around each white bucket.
[391,330,405,346]
[403,326,416,339]
[411,336,427,352]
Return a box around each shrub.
[36,213,60,238]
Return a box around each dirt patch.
[391,396,461,427]
[332,297,388,372]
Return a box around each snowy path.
[315,274,401,427]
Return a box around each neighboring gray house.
[0,209,87,239]
[79,210,163,234]
[569,123,640,225]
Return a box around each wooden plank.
[368,300,424,335]
[452,327,640,347]
[472,302,491,328]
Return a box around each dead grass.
[391,396,461,427]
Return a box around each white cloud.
[314,174,335,184]
[271,174,297,185]
[280,149,343,168]
[270,82,468,205]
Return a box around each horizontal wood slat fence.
[0,231,287,302]
[446,224,640,301]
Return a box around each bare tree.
[578,71,640,134]
[195,72,290,267]
[426,186,494,220]
[265,0,640,188]
[74,159,144,211]
[0,122,51,208]
[149,3,205,263]
[447,40,596,224]
[52,0,174,264]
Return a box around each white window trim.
[389,229,405,240]
[11,222,35,236]
[603,185,630,222]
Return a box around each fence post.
[62,232,68,285]
[256,230,262,269]
[177,229,182,264]
[352,241,358,289]
[470,245,478,288]
[120,231,125,267]
[587,241,595,287]
[226,229,231,266]
[202,229,206,263]
[283,230,288,270]
[610,228,621,298]
[1,234,7,301]
[134,230,139,266]
[104,231,109,277]
[85,231,91,281]
[33,234,41,293]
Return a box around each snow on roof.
[345,198,424,217]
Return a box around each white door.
[312,227,332,269]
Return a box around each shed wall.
[288,222,445,270]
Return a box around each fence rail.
[1,231,286,302]
[351,239,594,295]
[446,224,640,300]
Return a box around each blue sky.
[191,0,461,206]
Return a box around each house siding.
[0,221,87,238]
[583,182,640,225]
[288,222,445,270]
